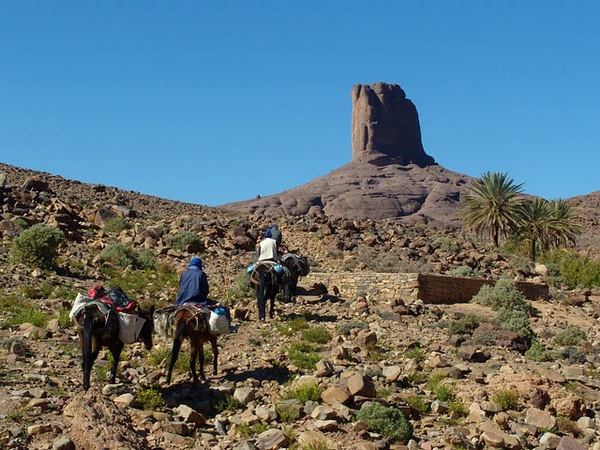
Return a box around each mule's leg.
[269,288,277,319]
[198,342,206,381]
[166,336,182,385]
[257,285,266,321]
[81,315,94,391]
[108,341,124,384]
[210,337,219,376]
[189,343,200,383]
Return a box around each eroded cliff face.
[351,82,435,167]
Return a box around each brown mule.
[166,304,219,384]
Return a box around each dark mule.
[166,305,219,384]
[248,261,289,321]
[76,302,154,391]
[281,253,310,301]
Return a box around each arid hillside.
[1,162,599,450]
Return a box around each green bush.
[103,217,132,234]
[100,243,140,268]
[432,236,459,252]
[524,342,554,362]
[447,313,483,335]
[557,346,587,364]
[355,402,413,443]
[2,306,49,331]
[540,249,600,289]
[212,392,243,413]
[288,341,321,370]
[492,389,521,410]
[448,266,478,278]
[472,278,532,313]
[277,316,310,336]
[171,231,203,253]
[285,380,322,403]
[136,386,166,410]
[302,326,331,344]
[227,270,255,299]
[10,223,64,269]
[554,325,586,346]
[495,307,534,339]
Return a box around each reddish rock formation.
[351,82,435,167]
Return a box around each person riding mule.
[174,256,232,327]
[247,260,291,321]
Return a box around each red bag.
[88,285,106,300]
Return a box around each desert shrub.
[525,342,555,362]
[492,389,521,410]
[170,231,203,253]
[405,394,429,415]
[137,249,158,270]
[355,402,413,443]
[427,372,455,402]
[448,266,478,278]
[10,223,64,269]
[337,320,368,336]
[472,278,531,313]
[100,243,139,269]
[403,346,425,360]
[495,307,534,339]
[57,307,71,327]
[136,386,166,410]
[554,325,586,346]
[432,236,459,252]
[302,326,331,344]
[540,249,600,289]
[288,341,321,370]
[557,346,587,364]
[284,380,322,403]
[277,316,310,336]
[227,270,255,299]
[212,392,243,413]
[103,217,132,234]
[447,313,483,335]
[2,306,49,329]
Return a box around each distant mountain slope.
[221,161,474,228]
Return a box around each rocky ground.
[1,162,600,450]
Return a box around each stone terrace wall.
[417,274,550,304]
[303,272,549,304]
[303,272,420,302]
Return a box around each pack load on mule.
[155,301,230,340]
[70,284,154,390]
[70,285,145,343]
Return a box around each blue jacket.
[175,266,209,305]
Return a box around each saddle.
[177,303,211,332]
[247,261,290,285]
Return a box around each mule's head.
[139,305,155,350]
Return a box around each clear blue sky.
[2,1,599,206]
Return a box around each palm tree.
[516,198,583,261]
[461,172,524,247]
[546,198,583,249]
[516,198,553,261]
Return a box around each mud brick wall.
[302,272,549,304]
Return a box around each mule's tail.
[82,309,94,391]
